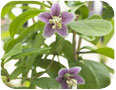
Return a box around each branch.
[77,51,94,54]
[72,31,77,60]
[76,37,82,59]
[72,14,79,60]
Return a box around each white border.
[0,0,115,90]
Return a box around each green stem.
[1,61,10,82]
[77,51,94,54]
[46,55,55,71]
[76,37,82,59]
[72,31,77,60]
[72,14,79,60]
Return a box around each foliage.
[1,1,114,89]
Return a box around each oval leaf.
[68,19,113,36]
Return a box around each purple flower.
[56,67,85,89]
[38,3,75,38]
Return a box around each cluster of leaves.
[1,1,114,89]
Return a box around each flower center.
[64,73,74,79]
[66,79,77,89]
[49,16,62,30]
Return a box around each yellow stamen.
[49,16,62,30]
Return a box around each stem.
[72,31,77,60]
[1,62,10,82]
[77,51,93,54]
[14,77,36,80]
[57,55,62,68]
[46,55,55,71]
[76,37,82,59]
[72,14,79,60]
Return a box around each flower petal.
[56,24,68,37]
[51,3,61,16]
[72,75,85,84]
[56,76,63,83]
[69,67,81,75]
[58,68,68,77]
[43,24,55,38]
[61,81,69,89]
[61,12,75,24]
[38,12,52,23]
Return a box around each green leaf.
[80,46,96,51]
[66,1,88,13]
[103,20,114,45]
[34,59,65,79]
[89,37,100,45]
[103,64,114,74]
[4,21,45,52]
[7,10,16,20]
[75,5,89,19]
[9,9,44,38]
[25,33,45,68]
[79,34,95,41]
[7,48,50,61]
[102,6,114,19]
[68,19,113,36]
[80,46,114,59]
[88,15,102,19]
[69,60,110,89]
[62,40,74,61]
[49,36,65,55]
[32,77,61,89]
[10,67,23,79]
[84,15,102,45]
[95,47,114,59]
[2,43,22,60]
[1,1,50,17]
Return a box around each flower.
[56,67,85,89]
[38,3,75,38]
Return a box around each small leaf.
[2,43,22,60]
[9,9,44,38]
[68,19,113,36]
[32,77,61,89]
[75,5,89,19]
[95,47,114,59]
[80,46,114,59]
